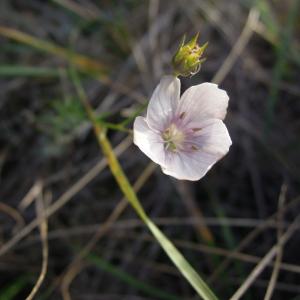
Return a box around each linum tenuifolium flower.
[133,76,232,181]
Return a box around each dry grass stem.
[229,215,300,300]
[0,202,25,230]
[0,136,132,257]
[18,180,43,211]
[208,196,300,283]
[212,8,260,84]
[53,0,100,20]
[177,181,214,244]
[263,184,287,300]
[60,162,156,300]
[25,187,48,300]
[1,1,299,298]
[110,230,300,275]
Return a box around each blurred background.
[0,0,300,299]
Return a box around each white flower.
[133,76,232,181]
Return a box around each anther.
[192,128,201,132]
[179,112,186,119]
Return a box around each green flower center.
[162,124,185,152]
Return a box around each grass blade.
[70,66,219,300]
[265,0,300,129]
[0,65,61,77]
[0,276,28,300]
[88,253,180,300]
[0,26,108,76]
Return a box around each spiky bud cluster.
[172,33,208,77]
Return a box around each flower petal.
[133,116,166,166]
[146,75,181,131]
[161,152,202,181]
[178,83,229,122]
[162,119,232,181]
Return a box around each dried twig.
[208,196,300,283]
[0,136,132,257]
[18,180,43,211]
[264,184,287,300]
[109,230,300,275]
[0,202,25,230]
[61,162,156,300]
[212,8,260,84]
[25,185,48,300]
[229,214,300,300]
[176,181,214,244]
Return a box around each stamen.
[179,112,186,119]
[165,141,177,151]
[191,145,199,151]
[162,123,185,152]
[163,128,170,140]
[192,128,201,132]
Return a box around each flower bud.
[172,33,208,77]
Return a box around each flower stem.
[70,66,219,300]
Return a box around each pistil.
[162,123,185,152]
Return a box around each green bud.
[172,33,208,77]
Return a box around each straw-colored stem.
[70,67,218,300]
[0,26,107,75]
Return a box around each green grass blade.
[87,253,180,300]
[0,26,108,76]
[146,219,218,300]
[118,103,148,127]
[210,194,249,297]
[70,66,219,300]
[266,0,300,129]
[0,65,61,77]
[0,276,28,300]
[255,0,279,37]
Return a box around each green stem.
[70,66,218,300]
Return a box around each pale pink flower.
[133,76,232,181]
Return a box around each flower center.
[162,123,185,152]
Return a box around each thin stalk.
[70,66,219,300]
[0,26,108,75]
